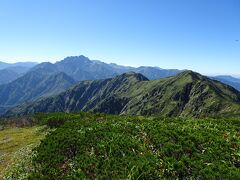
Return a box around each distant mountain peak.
[138,66,162,70]
[61,55,90,63]
[179,70,197,76]
[0,61,38,70]
[177,70,204,80]
[31,62,53,67]
[217,75,233,78]
[115,71,149,82]
[30,62,57,74]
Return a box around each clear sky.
[0,0,239,75]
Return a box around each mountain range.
[4,71,240,117]
[0,56,183,114]
[0,67,75,114]
[211,76,240,91]
[36,55,182,81]
[1,56,240,89]
[0,55,240,117]
[0,61,37,70]
[0,62,37,85]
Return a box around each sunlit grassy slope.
[0,126,45,179]
[14,112,239,179]
[1,112,239,179]
[5,71,240,117]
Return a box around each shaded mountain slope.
[211,75,240,91]
[5,71,240,117]
[0,69,21,85]
[0,66,34,85]
[55,56,119,81]
[0,70,75,114]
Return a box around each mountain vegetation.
[28,55,240,91]
[0,56,182,115]
[1,57,240,179]
[5,71,240,117]
[2,112,239,179]
[0,55,240,118]
[0,126,46,179]
[0,69,75,114]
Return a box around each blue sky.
[0,0,239,75]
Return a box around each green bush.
[23,113,240,179]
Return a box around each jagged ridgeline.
[4,71,240,117]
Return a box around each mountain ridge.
[211,75,240,91]
[30,55,183,81]
[0,63,38,85]
[4,70,240,117]
[0,68,75,114]
[1,55,239,92]
[1,55,240,117]
[0,61,38,70]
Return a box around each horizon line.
[0,55,239,77]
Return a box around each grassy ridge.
[6,71,240,117]
[24,112,240,179]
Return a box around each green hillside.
[5,71,240,117]
[0,71,75,114]
[2,112,239,179]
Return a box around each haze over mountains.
[0,55,240,117]
[0,70,75,114]
[0,61,37,70]
[0,62,37,85]
[32,55,182,81]
[211,76,240,92]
